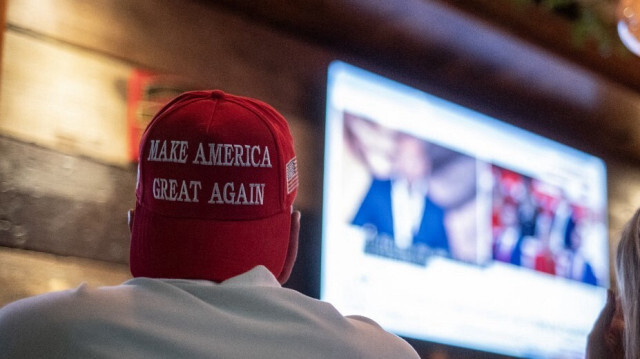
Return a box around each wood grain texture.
[0,246,130,307]
[0,136,136,262]
[3,0,329,209]
[0,0,6,72]
[0,31,132,165]
[6,0,332,118]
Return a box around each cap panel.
[130,203,290,282]
[223,95,298,211]
[138,99,281,220]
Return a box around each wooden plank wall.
[0,0,332,262]
[0,246,131,306]
[0,0,5,71]
[2,0,330,204]
[1,30,131,165]
[0,0,334,308]
[0,0,335,317]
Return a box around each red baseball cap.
[130,90,298,282]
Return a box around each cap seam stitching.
[205,96,219,133]
[223,96,287,211]
[138,95,212,207]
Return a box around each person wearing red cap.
[0,90,420,358]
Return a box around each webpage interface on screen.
[321,61,608,359]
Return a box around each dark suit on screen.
[352,178,450,254]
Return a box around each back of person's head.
[616,208,640,359]
[129,90,298,283]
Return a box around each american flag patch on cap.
[286,157,298,194]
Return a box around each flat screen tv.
[321,61,609,358]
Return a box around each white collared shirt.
[391,178,427,249]
[0,266,419,359]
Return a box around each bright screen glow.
[321,61,608,359]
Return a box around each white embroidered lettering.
[168,179,178,200]
[223,144,233,166]
[233,144,245,167]
[177,141,188,163]
[206,182,265,205]
[176,180,190,202]
[250,146,260,167]
[148,140,160,161]
[210,143,221,165]
[261,147,272,168]
[244,145,251,167]
[158,141,168,161]
[236,183,248,204]
[160,178,169,199]
[152,178,202,202]
[152,177,162,198]
[252,183,265,205]
[192,143,271,168]
[189,181,202,202]
[208,182,223,204]
[193,143,209,165]
[147,140,188,163]
[223,182,235,203]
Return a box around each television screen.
[321,61,609,358]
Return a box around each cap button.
[211,90,225,98]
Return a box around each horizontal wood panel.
[6,0,333,119]
[0,136,136,263]
[3,0,328,210]
[1,30,132,166]
[0,246,130,307]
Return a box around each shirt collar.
[221,265,281,287]
[125,265,281,288]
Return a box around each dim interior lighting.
[618,0,640,56]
